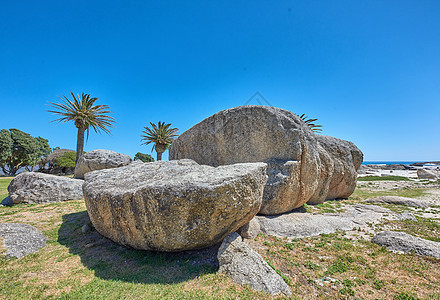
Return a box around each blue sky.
[1,0,439,161]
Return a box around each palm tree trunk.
[155,143,166,161]
[76,127,86,165]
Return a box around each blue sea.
[362,161,421,165]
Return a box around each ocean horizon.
[362,161,427,165]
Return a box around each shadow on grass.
[58,211,219,284]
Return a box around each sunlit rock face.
[83,159,267,252]
[169,105,363,214]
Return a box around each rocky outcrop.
[218,232,292,296]
[256,204,390,238]
[0,223,47,258]
[366,196,430,208]
[83,159,267,252]
[74,149,132,179]
[372,231,440,259]
[169,105,363,214]
[417,169,440,180]
[7,172,84,204]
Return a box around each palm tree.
[298,114,322,133]
[141,121,179,161]
[48,92,115,165]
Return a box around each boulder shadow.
[58,211,219,284]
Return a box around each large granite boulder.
[8,172,84,204]
[83,159,267,252]
[169,105,363,214]
[218,232,292,296]
[74,149,132,179]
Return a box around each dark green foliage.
[0,129,51,176]
[56,151,77,168]
[134,152,154,163]
[38,149,77,175]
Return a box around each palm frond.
[298,114,323,133]
[47,91,116,135]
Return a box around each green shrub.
[134,152,154,163]
[56,151,77,168]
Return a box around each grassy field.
[1,176,439,299]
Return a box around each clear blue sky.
[1,0,439,161]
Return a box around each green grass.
[0,177,13,202]
[357,176,411,181]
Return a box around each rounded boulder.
[74,149,132,179]
[83,159,267,252]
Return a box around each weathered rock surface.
[237,218,260,239]
[366,196,430,208]
[0,223,47,258]
[218,232,291,296]
[169,105,363,215]
[417,169,440,180]
[74,149,132,179]
[372,231,440,259]
[256,204,390,238]
[83,159,267,252]
[397,212,417,221]
[7,172,84,204]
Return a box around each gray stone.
[372,231,440,259]
[417,169,440,180]
[366,196,429,208]
[256,204,390,238]
[7,172,84,204]
[83,159,267,252]
[397,212,417,221]
[0,223,47,258]
[218,232,291,296]
[75,149,132,179]
[81,224,91,234]
[169,105,363,215]
[237,218,260,239]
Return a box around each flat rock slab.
[83,159,267,252]
[218,232,291,296]
[0,223,47,258]
[372,231,440,259]
[8,172,84,204]
[366,196,430,208]
[256,204,390,239]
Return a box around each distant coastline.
[363,161,439,166]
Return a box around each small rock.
[372,231,440,259]
[81,224,91,234]
[85,243,95,248]
[218,232,291,296]
[397,212,417,221]
[237,218,260,239]
[417,169,440,180]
